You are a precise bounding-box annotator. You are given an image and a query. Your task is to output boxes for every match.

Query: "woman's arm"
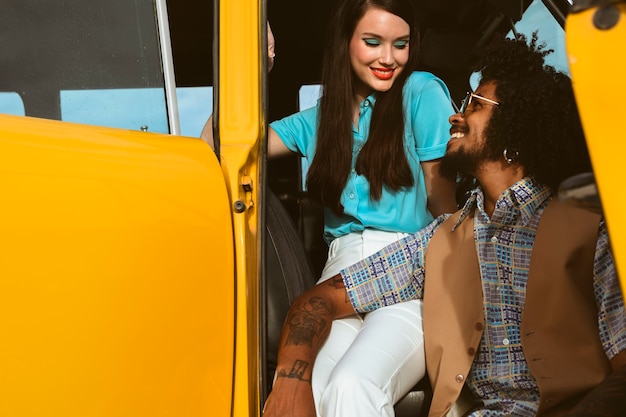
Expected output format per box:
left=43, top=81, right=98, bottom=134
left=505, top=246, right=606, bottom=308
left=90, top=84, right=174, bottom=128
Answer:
left=267, top=127, right=292, bottom=158
left=201, top=121, right=292, bottom=159
left=421, top=159, right=457, bottom=216
left=263, top=275, right=356, bottom=417
left=200, top=114, right=215, bottom=148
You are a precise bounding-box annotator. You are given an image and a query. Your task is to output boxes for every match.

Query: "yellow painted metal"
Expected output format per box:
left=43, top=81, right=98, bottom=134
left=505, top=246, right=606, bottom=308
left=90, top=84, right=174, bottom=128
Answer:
left=0, top=114, right=235, bottom=417
left=566, top=3, right=626, bottom=296
left=218, top=0, right=265, bottom=416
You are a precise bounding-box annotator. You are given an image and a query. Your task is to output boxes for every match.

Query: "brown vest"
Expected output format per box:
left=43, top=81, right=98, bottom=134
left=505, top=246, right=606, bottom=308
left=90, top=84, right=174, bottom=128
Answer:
left=423, top=199, right=611, bottom=417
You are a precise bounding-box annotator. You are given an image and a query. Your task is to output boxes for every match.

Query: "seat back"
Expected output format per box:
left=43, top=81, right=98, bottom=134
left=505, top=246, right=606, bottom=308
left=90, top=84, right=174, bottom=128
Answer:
left=265, top=189, right=317, bottom=395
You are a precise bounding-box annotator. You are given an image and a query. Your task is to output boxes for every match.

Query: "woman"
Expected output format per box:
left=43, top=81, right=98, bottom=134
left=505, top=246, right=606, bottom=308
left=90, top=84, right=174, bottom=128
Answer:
left=264, top=0, right=456, bottom=416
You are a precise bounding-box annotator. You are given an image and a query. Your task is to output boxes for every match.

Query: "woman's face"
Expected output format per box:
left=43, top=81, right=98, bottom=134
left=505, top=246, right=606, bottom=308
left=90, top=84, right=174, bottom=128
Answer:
left=349, top=7, right=410, bottom=101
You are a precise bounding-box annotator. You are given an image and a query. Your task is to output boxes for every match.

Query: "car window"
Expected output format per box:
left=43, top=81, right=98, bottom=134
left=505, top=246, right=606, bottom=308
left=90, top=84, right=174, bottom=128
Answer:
left=470, top=0, right=569, bottom=89
left=176, top=86, right=213, bottom=137
left=510, top=0, right=569, bottom=74
left=0, top=0, right=169, bottom=133
left=0, top=92, right=25, bottom=116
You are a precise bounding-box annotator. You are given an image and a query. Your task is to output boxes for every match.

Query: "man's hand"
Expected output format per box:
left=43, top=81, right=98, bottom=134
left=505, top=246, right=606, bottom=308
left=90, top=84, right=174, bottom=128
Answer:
left=262, top=363, right=316, bottom=417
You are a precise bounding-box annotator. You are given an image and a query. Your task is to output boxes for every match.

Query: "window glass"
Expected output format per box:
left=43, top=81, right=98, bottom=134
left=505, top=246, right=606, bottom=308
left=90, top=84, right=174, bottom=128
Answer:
left=176, top=87, right=213, bottom=138
left=471, top=0, right=568, bottom=89
left=298, top=85, right=322, bottom=112
left=60, top=89, right=168, bottom=133
left=0, top=0, right=168, bottom=132
left=298, top=84, right=322, bottom=190
left=0, top=92, right=25, bottom=116
left=509, top=0, right=569, bottom=74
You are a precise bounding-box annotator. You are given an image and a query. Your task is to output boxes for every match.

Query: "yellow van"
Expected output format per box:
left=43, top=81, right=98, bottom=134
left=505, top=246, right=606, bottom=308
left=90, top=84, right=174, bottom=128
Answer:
left=0, top=1, right=623, bottom=416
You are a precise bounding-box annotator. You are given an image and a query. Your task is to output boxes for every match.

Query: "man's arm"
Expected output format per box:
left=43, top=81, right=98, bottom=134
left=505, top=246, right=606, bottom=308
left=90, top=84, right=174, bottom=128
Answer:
left=263, top=275, right=356, bottom=417
left=568, top=221, right=626, bottom=416
left=565, top=353, right=626, bottom=416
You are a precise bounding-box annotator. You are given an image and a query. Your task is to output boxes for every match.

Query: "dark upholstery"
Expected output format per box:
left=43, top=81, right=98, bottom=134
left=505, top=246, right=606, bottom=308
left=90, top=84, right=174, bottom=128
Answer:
left=265, top=189, right=317, bottom=394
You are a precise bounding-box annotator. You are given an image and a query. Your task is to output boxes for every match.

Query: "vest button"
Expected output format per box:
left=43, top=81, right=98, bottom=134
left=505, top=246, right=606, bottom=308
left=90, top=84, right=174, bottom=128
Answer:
left=455, top=374, right=464, bottom=383
left=468, top=347, right=476, bottom=355
left=475, top=322, right=483, bottom=331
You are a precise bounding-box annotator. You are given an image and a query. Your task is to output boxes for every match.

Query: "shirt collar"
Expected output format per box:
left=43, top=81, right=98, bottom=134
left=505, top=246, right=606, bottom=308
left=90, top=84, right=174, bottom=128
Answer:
left=360, top=93, right=377, bottom=109
left=453, top=176, right=553, bottom=230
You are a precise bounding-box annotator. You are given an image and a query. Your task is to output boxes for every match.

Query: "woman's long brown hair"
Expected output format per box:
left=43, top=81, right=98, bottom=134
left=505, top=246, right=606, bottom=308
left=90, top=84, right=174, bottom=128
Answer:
left=306, top=0, right=420, bottom=215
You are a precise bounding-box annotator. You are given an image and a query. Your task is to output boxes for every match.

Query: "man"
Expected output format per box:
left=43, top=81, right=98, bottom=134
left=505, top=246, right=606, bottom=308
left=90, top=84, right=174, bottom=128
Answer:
left=262, top=34, right=626, bottom=417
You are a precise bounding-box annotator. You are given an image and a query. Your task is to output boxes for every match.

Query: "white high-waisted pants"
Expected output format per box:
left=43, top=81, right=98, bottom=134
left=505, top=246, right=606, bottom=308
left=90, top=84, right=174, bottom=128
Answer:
left=313, top=229, right=425, bottom=417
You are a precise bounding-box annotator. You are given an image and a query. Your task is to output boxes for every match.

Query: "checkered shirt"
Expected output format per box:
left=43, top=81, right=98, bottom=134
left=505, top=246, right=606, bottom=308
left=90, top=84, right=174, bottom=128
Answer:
left=340, top=177, right=626, bottom=416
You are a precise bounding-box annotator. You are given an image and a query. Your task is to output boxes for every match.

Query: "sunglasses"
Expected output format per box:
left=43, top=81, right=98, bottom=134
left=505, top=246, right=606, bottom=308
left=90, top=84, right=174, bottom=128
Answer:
left=458, top=91, right=500, bottom=115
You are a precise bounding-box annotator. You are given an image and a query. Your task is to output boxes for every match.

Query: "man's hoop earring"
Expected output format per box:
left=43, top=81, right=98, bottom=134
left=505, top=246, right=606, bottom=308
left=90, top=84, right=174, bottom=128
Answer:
left=503, top=149, right=519, bottom=164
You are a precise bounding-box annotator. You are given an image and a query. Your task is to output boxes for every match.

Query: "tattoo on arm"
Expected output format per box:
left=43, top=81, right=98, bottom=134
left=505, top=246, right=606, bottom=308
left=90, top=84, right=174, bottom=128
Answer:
left=326, top=276, right=344, bottom=289
left=285, top=296, right=331, bottom=347
left=283, top=275, right=350, bottom=348
left=326, top=275, right=350, bottom=304
left=276, top=359, right=311, bottom=382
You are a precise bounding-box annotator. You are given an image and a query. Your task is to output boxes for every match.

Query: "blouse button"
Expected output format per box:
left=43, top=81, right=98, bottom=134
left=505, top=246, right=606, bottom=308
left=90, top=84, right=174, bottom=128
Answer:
left=455, top=374, right=464, bottom=383
left=491, top=236, right=498, bottom=243
left=503, top=338, right=510, bottom=346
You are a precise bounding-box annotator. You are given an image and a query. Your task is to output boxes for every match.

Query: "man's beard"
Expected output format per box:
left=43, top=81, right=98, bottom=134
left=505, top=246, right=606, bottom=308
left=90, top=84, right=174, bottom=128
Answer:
left=439, top=147, right=481, bottom=182
left=439, top=140, right=502, bottom=182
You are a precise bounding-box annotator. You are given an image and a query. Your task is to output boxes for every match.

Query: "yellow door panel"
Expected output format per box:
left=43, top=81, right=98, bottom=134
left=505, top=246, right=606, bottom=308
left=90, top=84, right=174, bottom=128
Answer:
left=567, top=3, right=626, bottom=296
left=217, top=1, right=266, bottom=416
left=0, top=115, right=235, bottom=417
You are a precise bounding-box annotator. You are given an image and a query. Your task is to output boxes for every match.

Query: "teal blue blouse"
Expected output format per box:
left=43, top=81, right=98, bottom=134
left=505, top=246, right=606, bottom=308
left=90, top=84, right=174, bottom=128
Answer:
left=269, top=71, right=454, bottom=244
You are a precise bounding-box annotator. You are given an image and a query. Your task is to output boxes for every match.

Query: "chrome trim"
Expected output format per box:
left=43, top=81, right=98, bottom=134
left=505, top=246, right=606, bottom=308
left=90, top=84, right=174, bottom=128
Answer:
left=155, top=0, right=181, bottom=135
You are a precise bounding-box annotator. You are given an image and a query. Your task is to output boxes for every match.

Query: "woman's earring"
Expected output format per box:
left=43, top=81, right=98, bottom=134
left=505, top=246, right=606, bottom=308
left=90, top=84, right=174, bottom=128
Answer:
left=503, top=149, right=519, bottom=164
